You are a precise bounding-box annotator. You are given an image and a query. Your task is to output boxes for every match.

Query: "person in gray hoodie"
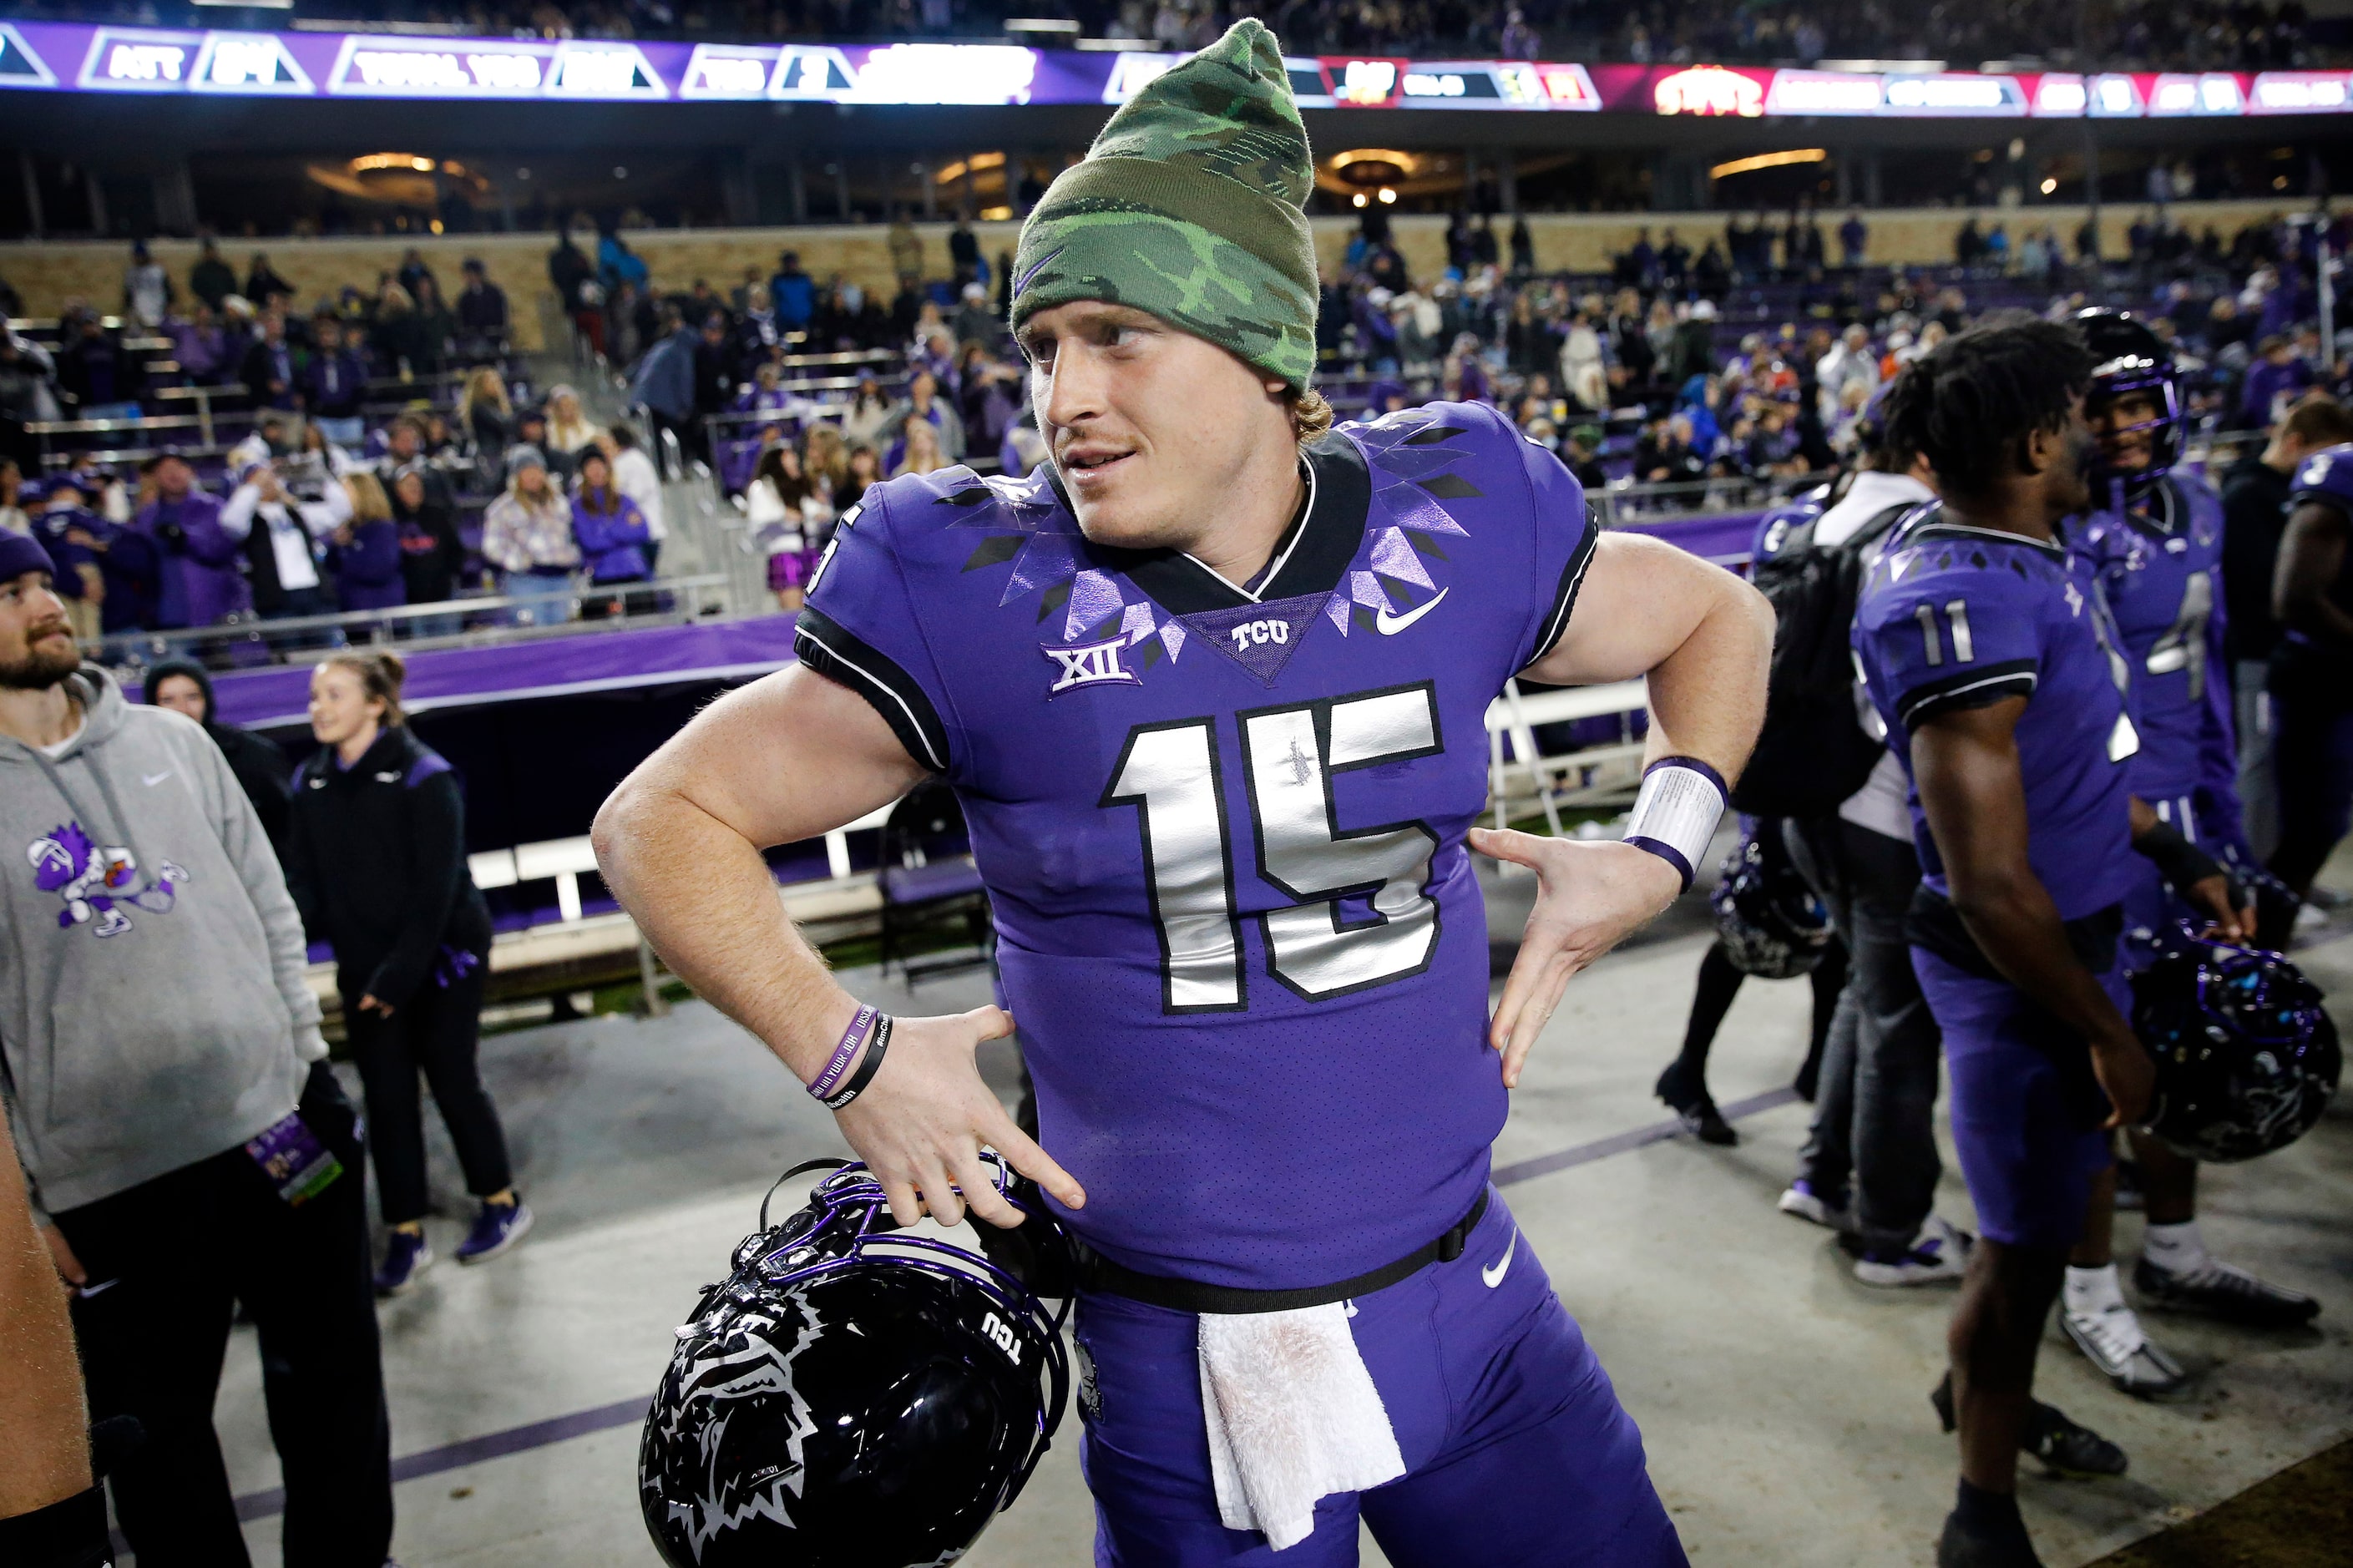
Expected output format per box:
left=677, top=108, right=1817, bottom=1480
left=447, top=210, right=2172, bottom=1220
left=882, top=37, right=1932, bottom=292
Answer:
left=0, top=531, right=393, bottom=1566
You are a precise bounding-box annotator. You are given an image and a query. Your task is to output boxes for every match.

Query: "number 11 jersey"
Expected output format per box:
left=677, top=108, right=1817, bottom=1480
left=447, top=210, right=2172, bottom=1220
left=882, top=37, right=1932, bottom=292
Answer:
left=798, top=402, right=1596, bottom=1290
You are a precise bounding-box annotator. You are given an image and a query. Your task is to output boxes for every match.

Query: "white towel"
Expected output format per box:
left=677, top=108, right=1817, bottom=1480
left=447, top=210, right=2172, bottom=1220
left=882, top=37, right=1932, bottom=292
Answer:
left=1197, top=1303, right=1406, bottom=1550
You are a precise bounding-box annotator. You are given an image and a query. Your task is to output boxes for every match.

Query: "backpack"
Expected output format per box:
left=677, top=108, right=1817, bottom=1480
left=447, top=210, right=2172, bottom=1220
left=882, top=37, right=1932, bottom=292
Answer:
left=1730, top=500, right=1917, bottom=818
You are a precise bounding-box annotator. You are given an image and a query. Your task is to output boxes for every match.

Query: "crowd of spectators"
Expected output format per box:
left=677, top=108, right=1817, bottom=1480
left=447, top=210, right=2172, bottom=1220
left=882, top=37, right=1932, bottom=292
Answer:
left=2, top=235, right=694, bottom=648
left=1317, top=200, right=2353, bottom=503
left=557, top=215, right=1045, bottom=598
left=9, top=0, right=2339, bottom=70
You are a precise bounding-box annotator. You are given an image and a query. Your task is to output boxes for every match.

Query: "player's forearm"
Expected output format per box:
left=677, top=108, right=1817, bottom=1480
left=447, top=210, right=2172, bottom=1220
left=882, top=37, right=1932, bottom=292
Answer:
left=1948, top=868, right=2134, bottom=1051
left=1640, top=568, right=1774, bottom=781
left=594, top=783, right=859, bottom=1082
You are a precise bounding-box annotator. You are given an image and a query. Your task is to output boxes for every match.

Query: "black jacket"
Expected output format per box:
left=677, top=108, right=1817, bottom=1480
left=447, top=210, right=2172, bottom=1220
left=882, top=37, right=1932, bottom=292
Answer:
left=286, top=725, right=492, bottom=1009
left=2219, top=453, right=2293, bottom=664
left=142, top=657, right=292, bottom=851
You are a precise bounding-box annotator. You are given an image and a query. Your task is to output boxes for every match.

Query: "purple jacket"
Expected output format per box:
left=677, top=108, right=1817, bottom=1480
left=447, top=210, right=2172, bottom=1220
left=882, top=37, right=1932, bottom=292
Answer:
left=134, top=490, right=249, bottom=627
left=333, top=518, right=407, bottom=612
left=2241, top=356, right=2314, bottom=425
left=570, top=488, right=651, bottom=584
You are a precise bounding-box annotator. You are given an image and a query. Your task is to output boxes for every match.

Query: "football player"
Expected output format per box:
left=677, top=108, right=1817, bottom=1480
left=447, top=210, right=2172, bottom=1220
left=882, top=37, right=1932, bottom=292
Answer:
left=596, top=22, right=1773, bottom=1566
left=1856, top=319, right=2244, bottom=1568
left=2059, top=311, right=2317, bottom=1401
left=2270, top=438, right=2353, bottom=922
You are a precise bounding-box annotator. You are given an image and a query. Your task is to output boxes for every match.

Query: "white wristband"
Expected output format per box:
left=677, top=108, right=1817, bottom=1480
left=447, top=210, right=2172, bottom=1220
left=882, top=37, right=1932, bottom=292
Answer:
left=1623, top=757, right=1728, bottom=892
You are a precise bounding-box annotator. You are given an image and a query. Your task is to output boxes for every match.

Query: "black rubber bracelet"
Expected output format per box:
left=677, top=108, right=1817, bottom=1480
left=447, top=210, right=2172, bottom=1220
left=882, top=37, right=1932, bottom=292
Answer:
left=819, top=1014, right=892, bottom=1110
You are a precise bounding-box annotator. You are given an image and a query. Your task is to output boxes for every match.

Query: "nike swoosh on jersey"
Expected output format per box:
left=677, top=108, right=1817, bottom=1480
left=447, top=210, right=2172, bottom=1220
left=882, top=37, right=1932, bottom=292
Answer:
left=1374, top=585, right=1450, bottom=635
left=141, top=770, right=172, bottom=787
left=1482, top=1227, right=1517, bottom=1288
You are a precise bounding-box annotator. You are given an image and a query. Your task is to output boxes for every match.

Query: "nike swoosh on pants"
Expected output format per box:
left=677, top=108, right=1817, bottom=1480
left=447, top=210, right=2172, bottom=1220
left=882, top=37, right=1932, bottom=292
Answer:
left=1482, top=1228, right=1518, bottom=1288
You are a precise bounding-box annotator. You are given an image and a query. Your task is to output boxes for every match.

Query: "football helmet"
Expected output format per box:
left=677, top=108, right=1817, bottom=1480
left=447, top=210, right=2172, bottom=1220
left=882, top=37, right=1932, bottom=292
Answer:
left=1711, top=827, right=1832, bottom=980
left=2131, top=939, right=2341, bottom=1163
left=640, top=1156, right=1071, bottom=1567
left=2076, top=309, right=2185, bottom=502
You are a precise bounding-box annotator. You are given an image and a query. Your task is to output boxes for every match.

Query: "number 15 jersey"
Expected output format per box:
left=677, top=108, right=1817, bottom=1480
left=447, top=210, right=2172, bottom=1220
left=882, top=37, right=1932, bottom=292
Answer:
left=799, top=402, right=1596, bottom=1290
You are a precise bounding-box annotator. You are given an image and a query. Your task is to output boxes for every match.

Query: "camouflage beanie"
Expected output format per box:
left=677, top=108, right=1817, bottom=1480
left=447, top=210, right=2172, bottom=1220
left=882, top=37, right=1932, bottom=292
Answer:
left=1010, top=19, right=1318, bottom=392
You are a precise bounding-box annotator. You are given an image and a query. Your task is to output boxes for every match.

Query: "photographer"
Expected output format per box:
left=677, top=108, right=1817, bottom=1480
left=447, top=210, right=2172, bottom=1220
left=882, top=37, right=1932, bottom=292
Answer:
left=220, top=458, right=349, bottom=623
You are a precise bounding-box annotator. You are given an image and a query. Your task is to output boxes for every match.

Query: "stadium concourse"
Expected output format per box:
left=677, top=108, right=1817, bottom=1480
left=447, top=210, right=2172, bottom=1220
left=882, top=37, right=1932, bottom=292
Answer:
left=199, top=848, right=2353, bottom=1568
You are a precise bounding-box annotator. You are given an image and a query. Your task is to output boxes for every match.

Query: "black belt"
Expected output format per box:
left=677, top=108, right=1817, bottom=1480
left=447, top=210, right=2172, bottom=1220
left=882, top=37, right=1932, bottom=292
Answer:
left=1072, top=1189, right=1490, bottom=1316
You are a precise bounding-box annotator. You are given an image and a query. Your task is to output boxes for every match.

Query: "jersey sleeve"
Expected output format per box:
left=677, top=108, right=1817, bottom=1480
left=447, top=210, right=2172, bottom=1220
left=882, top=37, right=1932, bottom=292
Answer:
left=1866, top=571, right=2043, bottom=731
left=1511, top=418, right=1602, bottom=670
left=795, top=489, right=957, bottom=775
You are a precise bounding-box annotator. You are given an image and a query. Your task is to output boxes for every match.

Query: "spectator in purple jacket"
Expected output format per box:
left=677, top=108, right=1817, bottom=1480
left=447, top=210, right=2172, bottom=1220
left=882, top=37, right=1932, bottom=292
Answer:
left=133, top=453, right=249, bottom=627
left=301, top=317, right=372, bottom=449
left=2241, top=335, right=2315, bottom=427
left=569, top=449, right=650, bottom=616
left=330, top=473, right=406, bottom=615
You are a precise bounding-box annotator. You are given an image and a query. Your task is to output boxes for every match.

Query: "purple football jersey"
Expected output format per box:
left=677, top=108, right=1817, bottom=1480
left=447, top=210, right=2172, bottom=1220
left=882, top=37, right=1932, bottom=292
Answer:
left=1853, top=513, right=2140, bottom=923
left=2070, top=473, right=2240, bottom=831
left=798, top=402, right=1596, bottom=1289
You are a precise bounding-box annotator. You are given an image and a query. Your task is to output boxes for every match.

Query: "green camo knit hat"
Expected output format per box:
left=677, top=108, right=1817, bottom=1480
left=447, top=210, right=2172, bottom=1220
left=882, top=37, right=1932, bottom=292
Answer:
left=1010, top=18, right=1318, bottom=392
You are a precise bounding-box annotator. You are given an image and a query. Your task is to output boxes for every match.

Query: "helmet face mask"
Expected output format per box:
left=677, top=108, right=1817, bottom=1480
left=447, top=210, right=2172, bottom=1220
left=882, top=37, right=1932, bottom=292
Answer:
left=2075, top=308, right=2186, bottom=502
left=640, top=1157, right=1071, bottom=1568
left=2131, top=939, right=2341, bottom=1164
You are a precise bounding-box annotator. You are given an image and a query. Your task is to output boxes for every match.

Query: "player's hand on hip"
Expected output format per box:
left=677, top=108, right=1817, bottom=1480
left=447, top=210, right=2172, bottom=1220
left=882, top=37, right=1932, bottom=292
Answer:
left=832, top=1005, right=1085, bottom=1232
left=2089, top=1026, right=2157, bottom=1130
left=1470, top=829, right=1683, bottom=1088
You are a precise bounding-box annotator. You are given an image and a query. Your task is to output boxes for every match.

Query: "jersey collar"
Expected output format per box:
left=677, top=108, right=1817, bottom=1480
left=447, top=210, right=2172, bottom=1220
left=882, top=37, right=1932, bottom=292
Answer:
left=1043, top=429, right=1372, bottom=617
left=1906, top=513, right=2067, bottom=558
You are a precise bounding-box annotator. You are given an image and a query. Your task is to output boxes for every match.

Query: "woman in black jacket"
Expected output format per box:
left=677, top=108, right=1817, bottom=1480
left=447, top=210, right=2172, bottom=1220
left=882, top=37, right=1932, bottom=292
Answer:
left=388, top=462, right=466, bottom=621
left=144, top=658, right=292, bottom=852
left=285, top=651, right=526, bottom=1295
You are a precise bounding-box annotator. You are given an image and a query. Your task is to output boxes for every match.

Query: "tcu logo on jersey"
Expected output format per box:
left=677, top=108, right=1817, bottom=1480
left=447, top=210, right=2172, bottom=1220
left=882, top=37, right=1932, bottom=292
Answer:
left=1228, top=618, right=1290, bottom=654
left=1042, top=635, right=1139, bottom=695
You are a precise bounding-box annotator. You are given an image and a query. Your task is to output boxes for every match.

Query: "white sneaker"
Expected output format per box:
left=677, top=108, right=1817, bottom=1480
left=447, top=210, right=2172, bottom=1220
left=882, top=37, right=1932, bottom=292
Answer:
left=1853, top=1214, right=1973, bottom=1287
left=1777, top=1180, right=1851, bottom=1230
left=2062, top=1299, right=2189, bottom=1396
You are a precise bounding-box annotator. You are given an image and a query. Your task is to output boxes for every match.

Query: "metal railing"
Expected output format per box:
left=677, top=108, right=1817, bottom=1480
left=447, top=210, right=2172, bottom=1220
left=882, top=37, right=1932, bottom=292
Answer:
left=1587, top=471, right=1820, bottom=526
left=94, top=571, right=734, bottom=677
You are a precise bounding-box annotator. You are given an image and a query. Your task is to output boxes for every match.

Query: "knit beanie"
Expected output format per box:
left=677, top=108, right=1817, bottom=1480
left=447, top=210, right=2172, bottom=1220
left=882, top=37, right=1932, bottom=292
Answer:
left=1009, top=18, right=1319, bottom=392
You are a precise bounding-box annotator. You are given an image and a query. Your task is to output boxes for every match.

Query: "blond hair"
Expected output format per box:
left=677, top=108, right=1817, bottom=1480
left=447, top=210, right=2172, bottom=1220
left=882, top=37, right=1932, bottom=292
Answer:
left=343, top=470, right=393, bottom=524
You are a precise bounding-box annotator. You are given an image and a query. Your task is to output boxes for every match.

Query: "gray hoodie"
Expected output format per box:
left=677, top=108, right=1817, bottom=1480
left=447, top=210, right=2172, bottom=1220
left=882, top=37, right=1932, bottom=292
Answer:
left=1, top=664, right=321, bottom=1221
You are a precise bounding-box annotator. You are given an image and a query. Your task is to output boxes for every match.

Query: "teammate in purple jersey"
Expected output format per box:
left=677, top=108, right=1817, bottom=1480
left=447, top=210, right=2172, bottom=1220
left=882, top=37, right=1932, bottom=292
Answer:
left=1855, top=319, right=2244, bottom=1568
left=595, top=24, right=1772, bottom=1567
left=2270, top=438, right=2353, bottom=913
left=2057, top=313, right=2318, bottom=1397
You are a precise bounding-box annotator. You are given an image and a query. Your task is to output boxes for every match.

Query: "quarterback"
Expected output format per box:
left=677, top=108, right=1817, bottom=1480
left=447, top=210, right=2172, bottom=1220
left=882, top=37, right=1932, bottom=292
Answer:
left=597, top=23, right=1771, bottom=1565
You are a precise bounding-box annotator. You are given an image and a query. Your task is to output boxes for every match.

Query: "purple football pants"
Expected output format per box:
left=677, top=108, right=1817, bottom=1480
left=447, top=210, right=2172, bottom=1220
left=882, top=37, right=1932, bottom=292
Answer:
left=1071, top=1187, right=1688, bottom=1567
left=1914, top=948, right=2122, bottom=1252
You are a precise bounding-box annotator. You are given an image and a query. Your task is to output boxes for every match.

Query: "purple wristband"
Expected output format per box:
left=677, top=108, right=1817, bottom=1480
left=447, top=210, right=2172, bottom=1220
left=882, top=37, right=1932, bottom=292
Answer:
left=807, top=1004, right=878, bottom=1100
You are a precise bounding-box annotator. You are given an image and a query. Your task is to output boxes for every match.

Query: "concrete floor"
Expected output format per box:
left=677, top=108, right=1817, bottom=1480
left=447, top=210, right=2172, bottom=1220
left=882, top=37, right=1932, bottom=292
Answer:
left=199, top=869, right=2353, bottom=1568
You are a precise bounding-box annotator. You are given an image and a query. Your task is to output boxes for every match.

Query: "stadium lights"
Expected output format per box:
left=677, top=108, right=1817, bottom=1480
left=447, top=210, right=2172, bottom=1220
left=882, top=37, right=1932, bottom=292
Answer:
left=2042, top=176, right=2058, bottom=193
left=1378, top=187, right=1397, bottom=203
left=1004, top=18, right=1080, bottom=35
left=1708, top=148, right=1827, bottom=180
left=1353, top=193, right=1368, bottom=207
